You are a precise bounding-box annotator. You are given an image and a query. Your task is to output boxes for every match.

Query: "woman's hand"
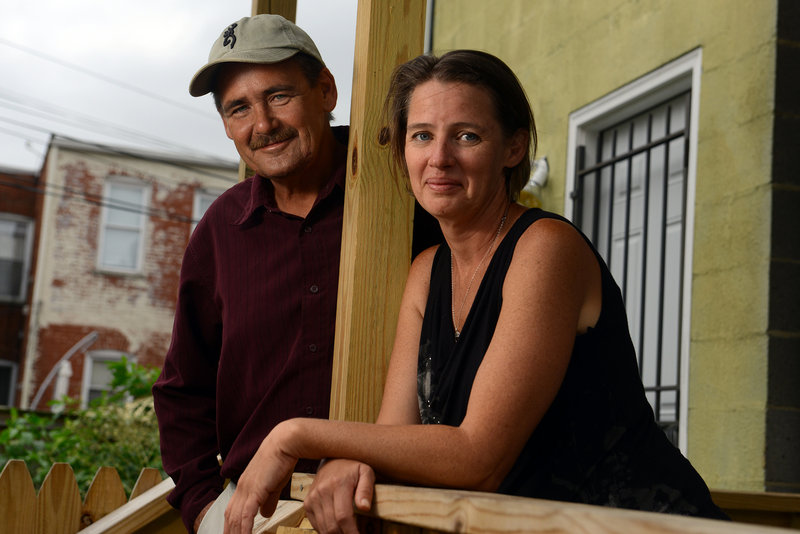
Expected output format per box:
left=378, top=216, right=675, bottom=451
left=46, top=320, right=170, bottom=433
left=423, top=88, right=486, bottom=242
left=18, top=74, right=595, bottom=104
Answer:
left=224, top=423, right=299, bottom=534
left=304, top=459, right=375, bottom=534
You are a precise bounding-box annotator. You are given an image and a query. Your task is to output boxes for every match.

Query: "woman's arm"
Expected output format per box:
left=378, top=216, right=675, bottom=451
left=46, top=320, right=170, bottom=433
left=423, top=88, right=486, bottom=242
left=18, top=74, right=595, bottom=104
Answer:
left=374, top=245, right=434, bottom=426
left=311, top=219, right=599, bottom=487
left=301, top=248, right=434, bottom=534
left=224, top=220, right=601, bottom=533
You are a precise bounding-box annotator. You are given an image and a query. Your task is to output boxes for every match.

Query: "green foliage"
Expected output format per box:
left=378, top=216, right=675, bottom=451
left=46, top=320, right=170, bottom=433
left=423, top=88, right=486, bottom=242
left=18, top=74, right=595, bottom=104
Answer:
left=0, top=408, right=61, bottom=487
left=0, top=356, right=163, bottom=496
left=99, top=355, right=161, bottom=403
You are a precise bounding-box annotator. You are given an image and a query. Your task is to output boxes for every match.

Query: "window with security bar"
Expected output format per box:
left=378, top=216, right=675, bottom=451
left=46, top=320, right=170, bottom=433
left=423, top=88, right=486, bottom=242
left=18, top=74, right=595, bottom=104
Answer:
left=0, top=215, right=33, bottom=303
left=572, top=92, right=691, bottom=445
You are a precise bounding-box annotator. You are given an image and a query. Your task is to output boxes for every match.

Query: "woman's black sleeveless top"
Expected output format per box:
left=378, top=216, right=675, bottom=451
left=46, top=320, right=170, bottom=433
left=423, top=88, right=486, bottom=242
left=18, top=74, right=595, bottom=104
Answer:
left=417, top=208, right=726, bottom=518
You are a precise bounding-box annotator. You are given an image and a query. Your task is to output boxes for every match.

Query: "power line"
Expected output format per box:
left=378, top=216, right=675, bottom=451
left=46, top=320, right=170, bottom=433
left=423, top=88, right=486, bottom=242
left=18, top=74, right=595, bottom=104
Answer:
left=56, top=135, right=240, bottom=184
left=0, top=177, right=200, bottom=225
left=0, top=117, right=239, bottom=184
left=0, top=39, right=243, bottom=182
left=0, top=177, right=196, bottom=224
left=0, top=123, right=48, bottom=145
left=0, top=37, right=212, bottom=121
left=0, top=116, right=52, bottom=136
left=0, top=90, right=226, bottom=161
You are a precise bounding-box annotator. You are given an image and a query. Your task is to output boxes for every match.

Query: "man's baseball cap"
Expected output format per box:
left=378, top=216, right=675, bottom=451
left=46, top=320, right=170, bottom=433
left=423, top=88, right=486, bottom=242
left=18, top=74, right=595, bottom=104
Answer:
left=189, top=14, right=325, bottom=97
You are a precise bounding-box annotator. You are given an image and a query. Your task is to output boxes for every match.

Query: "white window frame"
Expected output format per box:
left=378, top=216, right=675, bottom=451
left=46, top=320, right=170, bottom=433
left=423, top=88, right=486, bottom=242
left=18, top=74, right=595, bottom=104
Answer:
left=96, top=177, right=149, bottom=274
left=81, top=349, right=129, bottom=408
left=565, top=48, right=702, bottom=453
left=192, top=188, right=223, bottom=234
left=0, top=359, right=18, bottom=406
left=0, top=214, right=34, bottom=303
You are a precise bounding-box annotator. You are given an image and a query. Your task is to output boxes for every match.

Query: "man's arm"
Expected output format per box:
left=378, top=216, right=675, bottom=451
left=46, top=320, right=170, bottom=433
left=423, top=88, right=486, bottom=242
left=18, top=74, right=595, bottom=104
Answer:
left=152, top=234, right=225, bottom=532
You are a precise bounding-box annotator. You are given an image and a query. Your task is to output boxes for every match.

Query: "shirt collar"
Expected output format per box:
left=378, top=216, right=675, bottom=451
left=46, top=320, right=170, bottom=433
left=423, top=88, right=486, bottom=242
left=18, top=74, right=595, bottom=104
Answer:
left=233, top=125, right=349, bottom=225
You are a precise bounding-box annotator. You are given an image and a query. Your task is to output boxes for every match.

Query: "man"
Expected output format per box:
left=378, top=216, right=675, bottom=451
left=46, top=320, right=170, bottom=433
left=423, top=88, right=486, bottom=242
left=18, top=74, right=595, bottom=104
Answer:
left=152, top=14, right=346, bottom=532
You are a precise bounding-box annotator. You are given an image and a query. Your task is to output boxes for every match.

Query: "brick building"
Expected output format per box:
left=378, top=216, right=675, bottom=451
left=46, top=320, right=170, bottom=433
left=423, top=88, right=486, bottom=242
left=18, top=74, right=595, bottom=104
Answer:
left=0, top=166, right=40, bottom=406
left=14, top=137, right=237, bottom=409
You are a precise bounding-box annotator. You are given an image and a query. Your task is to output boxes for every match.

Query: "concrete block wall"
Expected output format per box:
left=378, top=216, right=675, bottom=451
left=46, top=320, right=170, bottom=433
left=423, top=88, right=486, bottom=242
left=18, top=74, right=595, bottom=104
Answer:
left=766, top=0, right=800, bottom=493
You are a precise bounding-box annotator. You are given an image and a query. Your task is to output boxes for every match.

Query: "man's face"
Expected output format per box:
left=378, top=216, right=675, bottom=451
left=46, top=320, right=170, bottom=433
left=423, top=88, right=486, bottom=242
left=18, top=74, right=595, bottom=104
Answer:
left=216, top=59, right=337, bottom=181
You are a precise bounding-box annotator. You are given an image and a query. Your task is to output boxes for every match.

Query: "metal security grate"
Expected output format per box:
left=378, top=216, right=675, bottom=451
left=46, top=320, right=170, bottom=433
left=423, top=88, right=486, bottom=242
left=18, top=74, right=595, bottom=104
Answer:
left=572, top=92, right=691, bottom=444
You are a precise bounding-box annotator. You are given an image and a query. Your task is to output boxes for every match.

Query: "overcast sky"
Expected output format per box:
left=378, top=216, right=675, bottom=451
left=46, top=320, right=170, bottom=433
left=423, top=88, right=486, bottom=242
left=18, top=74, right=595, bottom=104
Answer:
left=0, top=0, right=358, bottom=172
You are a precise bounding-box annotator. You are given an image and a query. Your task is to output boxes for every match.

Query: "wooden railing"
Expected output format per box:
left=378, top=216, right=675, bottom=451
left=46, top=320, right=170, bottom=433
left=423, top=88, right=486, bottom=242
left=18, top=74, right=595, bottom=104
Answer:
left=289, top=473, right=800, bottom=534
left=4, top=461, right=799, bottom=533
left=711, top=489, right=800, bottom=530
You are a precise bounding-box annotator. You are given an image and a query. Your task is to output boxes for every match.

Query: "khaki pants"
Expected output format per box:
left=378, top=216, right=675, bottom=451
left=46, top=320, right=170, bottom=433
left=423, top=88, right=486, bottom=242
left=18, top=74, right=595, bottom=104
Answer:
left=197, top=482, right=303, bottom=534
left=197, top=482, right=260, bottom=533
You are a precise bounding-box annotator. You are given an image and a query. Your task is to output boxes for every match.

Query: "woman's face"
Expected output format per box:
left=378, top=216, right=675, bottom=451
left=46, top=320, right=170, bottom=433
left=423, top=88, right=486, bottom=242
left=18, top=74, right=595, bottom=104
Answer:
left=403, top=80, right=526, bottom=221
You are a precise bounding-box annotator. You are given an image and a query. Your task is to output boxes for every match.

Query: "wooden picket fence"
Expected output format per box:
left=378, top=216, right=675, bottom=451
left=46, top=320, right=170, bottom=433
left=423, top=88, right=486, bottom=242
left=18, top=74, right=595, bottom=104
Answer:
left=0, top=459, right=182, bottom=534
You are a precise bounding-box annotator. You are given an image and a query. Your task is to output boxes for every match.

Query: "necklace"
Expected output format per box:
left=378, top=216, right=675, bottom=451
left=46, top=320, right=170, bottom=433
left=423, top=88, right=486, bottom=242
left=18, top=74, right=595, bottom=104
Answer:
left=450, top=204, right=509, bottom=341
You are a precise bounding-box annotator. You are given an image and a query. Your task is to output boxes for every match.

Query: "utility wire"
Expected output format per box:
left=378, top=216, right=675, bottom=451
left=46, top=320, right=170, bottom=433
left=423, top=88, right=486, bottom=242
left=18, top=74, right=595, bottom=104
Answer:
left=0, top=116, right=239, bottom=183
left=0, top=95, right=171, bottom=152
left=0, top=176, right=196, bottom=223
left=0, top=177, right=200, bottom=224
left=0, top=90, right=226, bottom=162
left=0, top=123, right=48, bottom=145
left=79, top=148, right=239, bottom=185
left=0, top=37, right=212, bottom=120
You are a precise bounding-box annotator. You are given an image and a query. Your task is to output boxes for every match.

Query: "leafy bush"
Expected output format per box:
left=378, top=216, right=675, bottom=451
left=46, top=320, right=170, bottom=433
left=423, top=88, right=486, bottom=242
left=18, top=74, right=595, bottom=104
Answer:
left=0, top=356, right=163, bottom=496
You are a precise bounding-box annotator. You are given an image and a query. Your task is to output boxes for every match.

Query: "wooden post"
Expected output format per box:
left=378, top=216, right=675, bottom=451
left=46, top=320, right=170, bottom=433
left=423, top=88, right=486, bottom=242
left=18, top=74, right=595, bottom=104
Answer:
left=252, top=0, right=296, bottom=21
left=241, top=1, right=298, bottom=182
left=249, top=0, right=428, bottom=422
left=329, top=0, right=427, bottom=423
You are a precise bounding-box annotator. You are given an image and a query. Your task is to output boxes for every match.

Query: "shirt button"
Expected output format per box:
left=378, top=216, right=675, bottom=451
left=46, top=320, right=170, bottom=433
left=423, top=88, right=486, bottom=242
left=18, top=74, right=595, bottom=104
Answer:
left=308, top=344, right=317, bottom=352
left=304, top=226, right=312, bottom=233
left=309, top=284, right=319, bottom=294
left=305, top=406, right=314, bottom=415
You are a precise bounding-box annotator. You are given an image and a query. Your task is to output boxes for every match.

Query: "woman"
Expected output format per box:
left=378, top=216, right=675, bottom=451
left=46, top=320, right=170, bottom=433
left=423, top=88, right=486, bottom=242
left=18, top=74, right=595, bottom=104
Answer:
left=224, top=50, right=725, bottom=534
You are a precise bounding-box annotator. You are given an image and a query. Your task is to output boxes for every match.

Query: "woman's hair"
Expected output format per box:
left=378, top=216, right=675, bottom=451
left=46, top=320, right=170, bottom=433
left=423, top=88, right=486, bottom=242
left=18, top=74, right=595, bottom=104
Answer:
left=381, top=50, right=537, bottom=200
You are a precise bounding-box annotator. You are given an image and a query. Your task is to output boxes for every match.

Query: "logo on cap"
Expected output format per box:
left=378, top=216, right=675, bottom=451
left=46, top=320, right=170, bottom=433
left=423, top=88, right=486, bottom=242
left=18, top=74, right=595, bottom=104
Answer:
left=223, top=23, right=237, bottom=49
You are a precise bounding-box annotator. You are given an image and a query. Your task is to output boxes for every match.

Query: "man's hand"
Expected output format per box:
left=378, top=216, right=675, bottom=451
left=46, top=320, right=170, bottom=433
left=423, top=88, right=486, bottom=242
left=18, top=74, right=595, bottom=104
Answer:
left=304, top=459, right=375, bottom=534
left=224, top=426, right=298, bottom=534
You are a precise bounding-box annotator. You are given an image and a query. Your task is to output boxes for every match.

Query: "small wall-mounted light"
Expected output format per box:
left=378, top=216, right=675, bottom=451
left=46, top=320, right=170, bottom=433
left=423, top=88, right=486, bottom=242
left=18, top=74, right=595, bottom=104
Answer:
left=530, top=157, right=549, bottom=188
left=519, top=157, right=549, bottom=208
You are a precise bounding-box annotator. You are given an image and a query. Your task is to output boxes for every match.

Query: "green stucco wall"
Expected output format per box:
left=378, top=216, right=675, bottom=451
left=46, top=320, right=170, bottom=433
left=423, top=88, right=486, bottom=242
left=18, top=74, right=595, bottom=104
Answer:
left=431, top=0, right=778, bottom=490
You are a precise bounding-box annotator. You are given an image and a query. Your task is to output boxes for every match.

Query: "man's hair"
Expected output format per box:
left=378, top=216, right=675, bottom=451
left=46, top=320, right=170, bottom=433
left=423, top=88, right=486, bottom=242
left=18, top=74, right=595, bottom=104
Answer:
left=381, top=50, right=537, bottom=200
left=212, top=52, right=333, bottom=122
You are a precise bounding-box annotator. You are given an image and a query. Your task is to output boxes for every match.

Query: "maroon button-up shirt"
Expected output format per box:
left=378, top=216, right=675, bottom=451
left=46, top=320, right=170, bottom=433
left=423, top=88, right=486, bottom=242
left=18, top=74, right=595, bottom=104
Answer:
left=153, top=127, right=348, bottom=530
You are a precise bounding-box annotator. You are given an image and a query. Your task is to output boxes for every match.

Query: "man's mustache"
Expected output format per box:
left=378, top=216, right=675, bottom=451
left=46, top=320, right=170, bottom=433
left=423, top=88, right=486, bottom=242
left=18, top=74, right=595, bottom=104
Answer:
left=249, top=129, right=297, bottom=150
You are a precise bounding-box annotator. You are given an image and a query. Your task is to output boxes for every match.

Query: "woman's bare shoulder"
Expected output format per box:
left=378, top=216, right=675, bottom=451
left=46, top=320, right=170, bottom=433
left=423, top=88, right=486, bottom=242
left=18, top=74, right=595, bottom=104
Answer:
left=514, top=215, right=593, bottom=267
left=408, top=244, right=439, bottom=284
left=509, top=214, right=601, bottom=332
left=403, top=244, right=440, bottom=314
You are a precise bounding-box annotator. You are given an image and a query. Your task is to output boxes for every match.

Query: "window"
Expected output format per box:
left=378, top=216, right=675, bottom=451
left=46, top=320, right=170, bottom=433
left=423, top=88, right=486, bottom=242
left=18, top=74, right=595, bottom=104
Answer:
left=192, top=189, right=223, bottom=233
left=97, top=178, right=149, bottom=273
left=0, top=214, right=34, bottom=303
left=0, top=360, right=18, bottom=406
left=81, top=350, right=126, bottom=407
left=565, top=50, right=702, bottom=450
